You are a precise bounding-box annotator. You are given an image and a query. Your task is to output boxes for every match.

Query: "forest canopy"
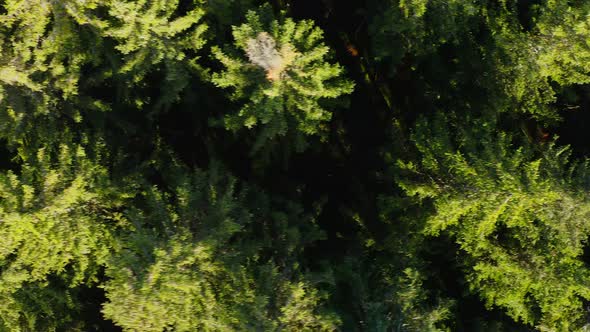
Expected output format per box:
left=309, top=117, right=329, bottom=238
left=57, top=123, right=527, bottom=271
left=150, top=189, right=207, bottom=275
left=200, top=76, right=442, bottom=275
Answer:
left=1, top=0, right=590, bottom=331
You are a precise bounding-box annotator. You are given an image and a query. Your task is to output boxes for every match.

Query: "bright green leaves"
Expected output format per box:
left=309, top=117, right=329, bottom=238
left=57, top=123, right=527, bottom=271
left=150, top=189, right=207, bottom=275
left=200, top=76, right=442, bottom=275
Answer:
left=482, top=2, right=590, bottom=121
left=276, top=282, right=341, bottom=331
left=534, top=3, right=590, bottom=86
left=0, top=150, right=337, bottom=331
left=8, top=0, right=590, bottom=330
left=0, top=0, right=96, bottom=101
left=92, top=0, right=209, bottom=113
left=212, top=8, right=354, bottom=151
left=0, top=3, right=348, bottom=329
left=397, top=112, right=590, bottom=330
left=361, top=2, right=590, bottom=327
left=103, top=232, right=253, bottom=332
left=103, top=232, right=339, bottom=331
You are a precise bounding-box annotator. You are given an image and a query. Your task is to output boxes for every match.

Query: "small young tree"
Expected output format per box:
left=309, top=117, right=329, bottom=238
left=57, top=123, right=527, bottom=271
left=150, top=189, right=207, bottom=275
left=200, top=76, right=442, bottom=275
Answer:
left=211, top=7, right=354, bottom=151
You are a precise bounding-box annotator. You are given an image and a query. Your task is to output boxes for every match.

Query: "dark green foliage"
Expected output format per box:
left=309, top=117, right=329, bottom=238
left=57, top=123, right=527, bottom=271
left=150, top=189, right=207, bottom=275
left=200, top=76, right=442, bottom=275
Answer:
left=369, top=0, right=590, bottom=121
left=2, top=0, right=590, bottom=331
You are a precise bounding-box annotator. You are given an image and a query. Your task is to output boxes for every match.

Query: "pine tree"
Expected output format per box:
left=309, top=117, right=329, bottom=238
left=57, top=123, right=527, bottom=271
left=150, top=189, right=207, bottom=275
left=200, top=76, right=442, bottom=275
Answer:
left=95, top=0, right=208, bottom=107
left=211, top=6, right=354, bottom=151
left=397, top=112, right=590, bottom=330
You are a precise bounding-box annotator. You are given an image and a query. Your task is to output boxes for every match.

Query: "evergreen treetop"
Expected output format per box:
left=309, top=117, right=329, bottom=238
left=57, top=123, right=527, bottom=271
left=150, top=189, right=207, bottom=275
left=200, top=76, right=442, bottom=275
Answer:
left=2, top=0, right=590, bottom=330
left=212, top=7, right=354, bottom=151
left=397, top=112, right=590, bottom=330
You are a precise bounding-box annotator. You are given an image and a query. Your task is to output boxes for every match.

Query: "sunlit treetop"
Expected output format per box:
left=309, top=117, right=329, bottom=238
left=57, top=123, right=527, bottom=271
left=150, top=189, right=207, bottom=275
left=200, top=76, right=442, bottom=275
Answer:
left=397, top=112, right=590, bottom=330
left=212, top=7, right=354, bottom=151
left=97, top=0, right=207, bottom=82
left=0, top=0, right=209, bottom=151
left=0, top=0, right=100, bottom=110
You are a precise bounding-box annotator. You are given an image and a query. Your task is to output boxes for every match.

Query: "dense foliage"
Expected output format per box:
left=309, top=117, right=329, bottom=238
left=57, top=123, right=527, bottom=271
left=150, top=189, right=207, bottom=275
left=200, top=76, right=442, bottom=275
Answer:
left=1, top=0, right=590, bottom=331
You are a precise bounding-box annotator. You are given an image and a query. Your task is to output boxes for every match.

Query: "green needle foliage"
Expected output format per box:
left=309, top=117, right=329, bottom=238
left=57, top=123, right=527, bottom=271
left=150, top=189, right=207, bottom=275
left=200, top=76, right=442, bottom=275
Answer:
left=3, top=0, right=590, bottom=330
left=94, top=0, right=208, bottom=105
left=369, top=0, right=590, bottom=122
left=211, top=7, right=354, bottom=151
left=101, top=0, right=206, bottom=72
left=0, top=144, right=337, bottom=331
left=397, top=112, right=590, bottom=330
left=0, top=0, right=103, bottom=147
left=0, top=0, right=209, bottom=154
left=102, top=164, right=338, bottom=331
left=0, top=142, right=124, bottom=331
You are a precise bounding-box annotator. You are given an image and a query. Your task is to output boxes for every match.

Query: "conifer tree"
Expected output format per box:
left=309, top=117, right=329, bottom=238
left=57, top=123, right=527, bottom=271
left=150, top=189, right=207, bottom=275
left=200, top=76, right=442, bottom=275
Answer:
left=94, top=0, right=208, bottom=108
left=0, top=0, right=105, bottom=150
left=0, top=141, right=339, bottom=330
left=0, top=142, right=125, bottom=331
left=211, top=7, right=354, bottom=151
left=397, top=112, right=590, bottom=331
left=0, top=0, right=209, bottom=156
left=534, top=2, right=590, bottom=86
left=369, top=1, right=590, bottom=122
left=101, top=162, right=339, bottom=331
left=487, top=2, right=590, bottom=121
left=5, top=0, right=590, bottom=330
left=369, top=0, right=480, bottom=68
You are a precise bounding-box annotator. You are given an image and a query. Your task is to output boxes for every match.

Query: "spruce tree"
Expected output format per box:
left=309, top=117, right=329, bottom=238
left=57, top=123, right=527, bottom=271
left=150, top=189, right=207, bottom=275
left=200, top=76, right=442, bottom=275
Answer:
left=101, top=162, right=339, bottom=331
left=369, top=1, right=590, bottom=122
left=0, top=0, right=209, bottom=156
left=0, top=141, right=338, bottom=330
left=397, top=112, right=590, bottom=330
left=95, top=0, right=208, bottom=108
left=211, top=7, right=354, bottom=151
left=4, top=0, right=590, bottom=330
left=0, top=142, right=124, bottom=331
left=0, top=0, right=105, bottom=150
